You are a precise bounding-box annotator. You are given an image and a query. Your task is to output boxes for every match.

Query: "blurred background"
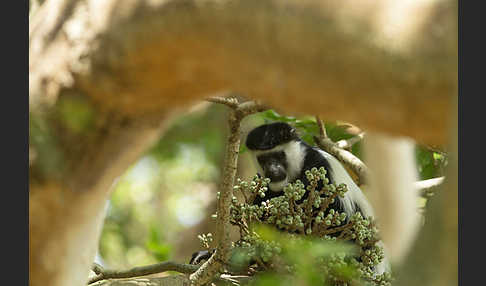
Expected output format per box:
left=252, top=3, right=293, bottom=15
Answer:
left=96, top=99, right=448, bottom=269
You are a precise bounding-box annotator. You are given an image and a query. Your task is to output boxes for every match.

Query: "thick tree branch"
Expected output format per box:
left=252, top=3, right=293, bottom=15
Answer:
left=89, top=274, right=250, bottom=286
left=88, top=262, right=199, bottom=284
left=89, top=276, right=191, bottom=286
left=30, top=0, right=457, bottom=145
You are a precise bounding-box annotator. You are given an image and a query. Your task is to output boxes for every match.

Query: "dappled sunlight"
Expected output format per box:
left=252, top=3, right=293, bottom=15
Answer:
left=174, top=195, right=206, bottom=227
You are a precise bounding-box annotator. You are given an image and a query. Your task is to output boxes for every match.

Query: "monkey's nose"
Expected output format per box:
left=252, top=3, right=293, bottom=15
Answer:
left=265, top=168, right=286, bottom=182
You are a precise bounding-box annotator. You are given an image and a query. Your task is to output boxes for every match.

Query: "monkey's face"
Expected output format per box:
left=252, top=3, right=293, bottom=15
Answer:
left=256, top=151, right=288, bottom=191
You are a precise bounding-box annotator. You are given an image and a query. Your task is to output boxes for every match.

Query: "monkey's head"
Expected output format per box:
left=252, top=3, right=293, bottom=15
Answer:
left=245, top=122, right=304, bottom=191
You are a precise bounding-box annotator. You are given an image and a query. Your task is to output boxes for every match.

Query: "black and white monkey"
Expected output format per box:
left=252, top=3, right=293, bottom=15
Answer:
left=245, top=122, right=389, bottom=274
left=192, top=122, right=388, bottom=274
left=245, top=122, right=375, bottom=221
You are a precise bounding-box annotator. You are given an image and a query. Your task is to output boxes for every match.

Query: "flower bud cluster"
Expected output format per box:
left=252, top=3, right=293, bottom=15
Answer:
left=315, top=209, right=347, bottom=227
left=236, top=233, right=282, bottom=263
left=226, top=166, right=391, bottom=285
left=349, top=213, right=379, bottom=247
left=197, top=233, right=213, bottom=249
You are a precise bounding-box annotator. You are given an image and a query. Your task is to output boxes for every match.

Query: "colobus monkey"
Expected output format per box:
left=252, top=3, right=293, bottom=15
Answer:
left=245, top=122, right=389, bottom=274
left=245, top=122, right=375, bottom=221
left=191, top=122, right=388, bottom=273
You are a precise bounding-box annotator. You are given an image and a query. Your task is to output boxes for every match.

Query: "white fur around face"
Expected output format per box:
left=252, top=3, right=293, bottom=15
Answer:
left=251, top=140, right=305, bottom=191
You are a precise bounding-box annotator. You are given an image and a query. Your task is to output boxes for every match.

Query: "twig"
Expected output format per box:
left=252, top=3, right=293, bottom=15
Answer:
left=320, top=221, right=354, bottom=236
left=315, top=116, right=328, bottom=139
left=313, top=117, right=369, bottom=185
left=206, top=95, right=239, bottom=109
left=189, top=95, right=268, bottom=286
left=88, top=261, right=199, bottom=284
left=235, top=100, right=269, bottom=118
left=318, top=191, right=340, bottom=215
left=314, top=135, right=370, bottom=186
left=304, top=182, right=317, bottom=230
left=335, top=133, right=365, bottom=150
left=415, top=177, right=444, bottom=197
left=219, top=274, right=252, bottom=285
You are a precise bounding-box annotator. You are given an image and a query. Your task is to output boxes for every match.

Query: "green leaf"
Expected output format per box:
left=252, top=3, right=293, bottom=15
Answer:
left=433, top=152, right=444, bottom=161
left=415, top=145, right=444, bottom=180
left=145, top=226, right=171, bottom=261
left=239, top=144, right=248, bottom=154
left=259, top=110, right=297, bottom=123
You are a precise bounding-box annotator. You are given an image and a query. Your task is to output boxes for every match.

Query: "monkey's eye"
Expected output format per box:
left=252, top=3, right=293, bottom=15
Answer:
left=257, top=152, right=286, bottom=167
left=257, top=155, right=265, bottom=166
left=276, top=151, right=286, bottom=161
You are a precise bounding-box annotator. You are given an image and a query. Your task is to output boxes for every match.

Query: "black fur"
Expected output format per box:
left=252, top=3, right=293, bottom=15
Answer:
left=245, top=122, right=298, bottom=150
left=189, top=249, right=214, bottom=265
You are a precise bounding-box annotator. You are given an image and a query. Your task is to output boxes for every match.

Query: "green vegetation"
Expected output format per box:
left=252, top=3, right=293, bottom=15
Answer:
left=98, top=106, right=446, bottom=284
left=225, top=168, right=392, bottom=286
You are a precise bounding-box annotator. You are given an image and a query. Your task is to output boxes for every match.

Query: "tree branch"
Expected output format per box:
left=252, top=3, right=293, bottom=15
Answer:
left=314, top=135, right=370, bottom=186
left=315, top=116, right=328, bottom=139
left=189, top=96, right=268, bottom=285
left=336, top=133, right=365, bottom=150
left=88, top=262, right=198, bottom=285
left=415, top=177, right=444, bottom=198
left=89, top=276, right=190, bottom=286
left=314, top=116, right=369, bottom=185
left=206, top=95, right=239, bottom=109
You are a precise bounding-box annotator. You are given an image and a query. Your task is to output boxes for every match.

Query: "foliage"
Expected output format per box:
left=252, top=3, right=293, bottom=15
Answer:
left=415, top=145, right=448, bottom=180
left=225, top=167, right=392, bottom=286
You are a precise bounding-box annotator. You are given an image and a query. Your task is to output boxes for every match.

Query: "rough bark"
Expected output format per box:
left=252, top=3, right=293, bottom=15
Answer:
left=29, top=1, right=457, bottom=286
